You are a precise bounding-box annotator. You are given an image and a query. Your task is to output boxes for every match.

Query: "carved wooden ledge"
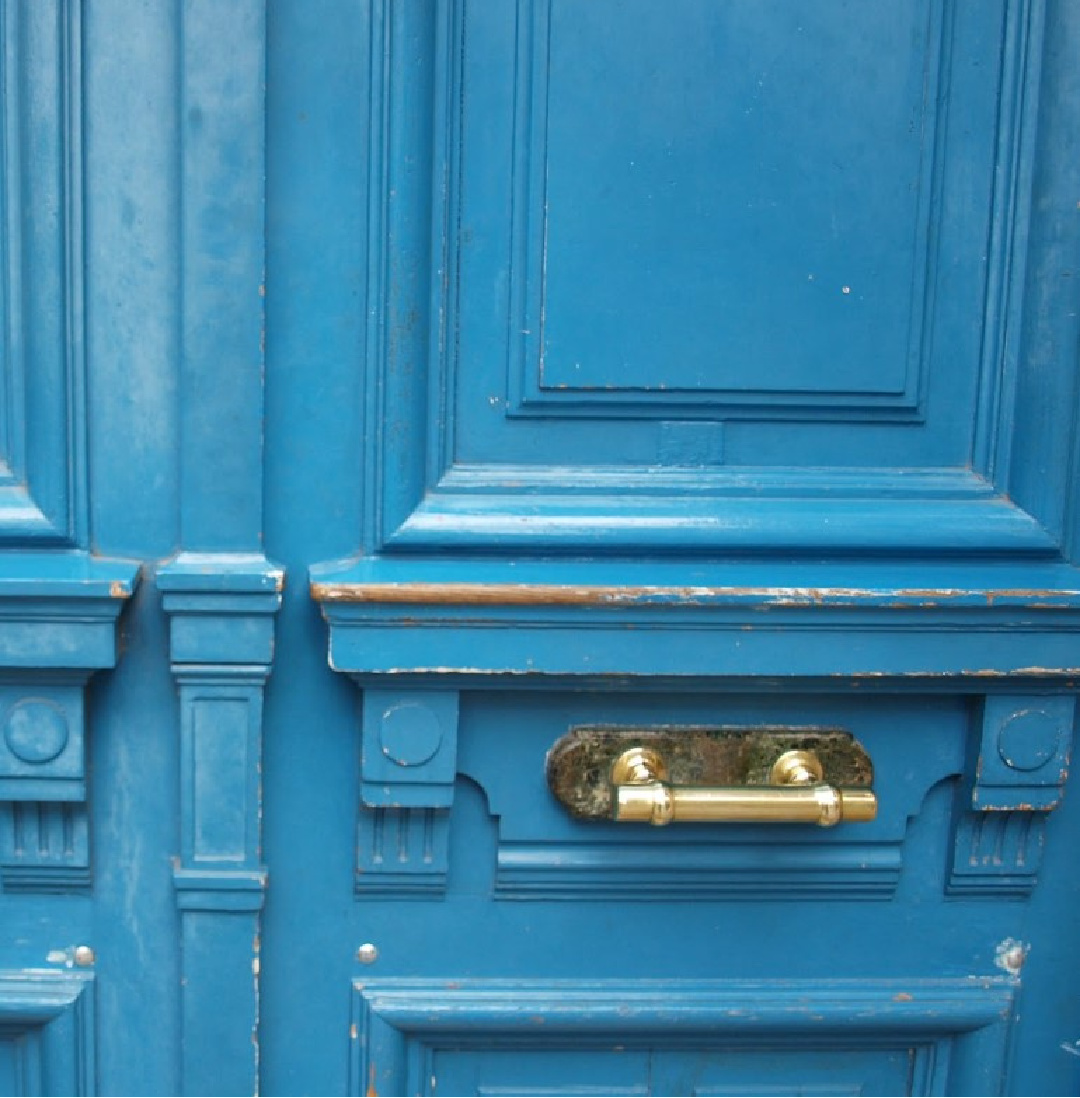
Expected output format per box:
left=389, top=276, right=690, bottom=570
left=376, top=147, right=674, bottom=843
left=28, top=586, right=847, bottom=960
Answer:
left=311, top=557, right=1080, bottom=680
left=0, top=553, right=138, bottom=892
left=312, top=557, right=1080, bottom=904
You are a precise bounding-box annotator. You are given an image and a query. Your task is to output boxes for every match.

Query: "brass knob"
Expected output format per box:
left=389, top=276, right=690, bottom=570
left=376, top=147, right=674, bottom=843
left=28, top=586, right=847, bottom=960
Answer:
left=770, top=749, right=824, bottom=785
left=611, top=746, right=669, bottom=785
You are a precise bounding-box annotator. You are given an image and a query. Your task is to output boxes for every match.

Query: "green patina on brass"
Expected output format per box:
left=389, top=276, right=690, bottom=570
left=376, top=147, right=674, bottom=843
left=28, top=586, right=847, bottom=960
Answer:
left=546, top=725, right=874, bottom=820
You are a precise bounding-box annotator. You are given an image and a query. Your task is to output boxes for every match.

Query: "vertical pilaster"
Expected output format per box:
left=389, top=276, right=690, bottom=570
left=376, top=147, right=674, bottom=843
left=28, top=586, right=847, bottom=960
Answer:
left=160, top=562, right=282, bottom=1097
left=176, top=0, right=267, bottom=554
left=162, top=1, right=275, bottom=1094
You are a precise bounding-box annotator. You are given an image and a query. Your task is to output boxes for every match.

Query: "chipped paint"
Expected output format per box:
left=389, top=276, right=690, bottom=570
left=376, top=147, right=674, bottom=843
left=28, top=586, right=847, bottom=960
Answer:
left=252, top=927, right=261, bottom=1082
left=311, top=580, right=1080, bottom=609
left=995, top=938, right=1027, bottom=975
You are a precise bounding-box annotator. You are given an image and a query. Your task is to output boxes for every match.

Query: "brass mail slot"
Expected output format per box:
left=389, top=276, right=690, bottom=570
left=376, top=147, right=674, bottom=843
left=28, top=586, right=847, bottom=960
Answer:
left=547, top=726, right=876, bottom=827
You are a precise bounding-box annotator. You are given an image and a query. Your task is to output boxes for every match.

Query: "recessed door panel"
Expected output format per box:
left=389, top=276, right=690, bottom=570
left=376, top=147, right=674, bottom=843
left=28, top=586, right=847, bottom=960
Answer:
left=433, top=1047, right=650, bottom=1097
left=431, top=1045, right=914, bottom=1097
left=652, top=1046, right=921, bottom=1097
left=467, top=0, right=943, bottom=406
left=351, top=976, right=1013, bottom=1097
left=363, top=0, right=1075, bottom=555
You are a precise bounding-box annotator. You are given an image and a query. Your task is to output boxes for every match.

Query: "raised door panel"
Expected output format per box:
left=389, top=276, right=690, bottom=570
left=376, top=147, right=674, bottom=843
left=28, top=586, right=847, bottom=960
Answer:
left=0, top=972, right=95, bottom=1097
left=0, top=1, right=89, bottom=544
left=281, top=1, right=1080, bottom=1095
left=0, top=8, right=139, bottom=1095
left=365, top=0, right=1073, bottom=556
left=429, top=1046, right=914, bottom=1096
left=352, top=978, right=1013, bottom=1096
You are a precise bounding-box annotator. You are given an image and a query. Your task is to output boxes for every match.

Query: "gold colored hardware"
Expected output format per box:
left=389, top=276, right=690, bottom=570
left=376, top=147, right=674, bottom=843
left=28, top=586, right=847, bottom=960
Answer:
left=769, top=748, right=824, bottom=785
left=611, top=746, right=876, bottom=827
left=611, top=746, right=669, bottom=786
left=546, top=725, right=875, bottom=820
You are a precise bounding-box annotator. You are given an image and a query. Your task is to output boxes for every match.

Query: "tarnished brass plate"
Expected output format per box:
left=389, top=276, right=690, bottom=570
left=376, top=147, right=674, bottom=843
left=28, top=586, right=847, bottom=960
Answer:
left=547, top=725, right=874, bottom=820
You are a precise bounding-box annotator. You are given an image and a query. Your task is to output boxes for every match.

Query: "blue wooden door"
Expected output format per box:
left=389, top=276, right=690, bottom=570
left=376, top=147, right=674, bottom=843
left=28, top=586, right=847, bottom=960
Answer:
left=2, top=1, right=1080, bottom=1095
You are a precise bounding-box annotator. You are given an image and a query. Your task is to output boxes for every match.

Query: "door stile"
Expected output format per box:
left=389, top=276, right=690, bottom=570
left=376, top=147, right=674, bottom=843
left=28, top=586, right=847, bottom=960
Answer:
left=157, top=3, right=282, bottom=1094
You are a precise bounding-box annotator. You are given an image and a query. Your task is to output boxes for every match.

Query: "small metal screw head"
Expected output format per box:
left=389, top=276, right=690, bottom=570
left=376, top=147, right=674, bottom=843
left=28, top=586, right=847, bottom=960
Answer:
left=771, top=749, right=824, bottom=786
left=73, top=945, right=95, bottom=967
left=357, top=943, right=378, bottom=965
left=999, top=943, right=1026, bottom=974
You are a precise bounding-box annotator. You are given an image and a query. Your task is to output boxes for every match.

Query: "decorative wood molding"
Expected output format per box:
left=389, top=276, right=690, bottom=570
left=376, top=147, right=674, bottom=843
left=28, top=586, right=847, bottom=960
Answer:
left=0, top=684, right=87, bottom=802
left=948, top=809, right=1046, bottom=897
left=355, top=806, right=450, bottom=898
left=313, top=558, right=1080, bottom=680
left=350, top=978, right=1014, bottom=1097
left=313, top=573, right=1080, bottom=609
left=946, top=693, right=1073, bottom=896
left=0, top=970, right=95, bottom=1095
left=352, top=0, right=1069, bottom=558
left=0, top=556, right=137, bottom=892
left=159, top=552, right=281, bottom=1096
left=0, top=801, right=90, bottom=893
left=503, top=0, right=945, bottom=419
left=162, top=1, right=272, bottom=1092
left=360, top=689, right=458, bottom=809
left=351, top=689, right=459, bottom=896
left=0, top=0, right=89, bottom=545
left=0, top=0, right=141, bottom=893
left=494, top=837, right=903, bottom=902
left=968, top=694, right=1074, bottom=811
left=160, top=553, right=282, bottom=909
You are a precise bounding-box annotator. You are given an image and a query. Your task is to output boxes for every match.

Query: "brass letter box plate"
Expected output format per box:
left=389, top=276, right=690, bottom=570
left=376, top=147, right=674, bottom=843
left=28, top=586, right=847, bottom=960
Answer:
left=547, top=726, right=876, bottom=826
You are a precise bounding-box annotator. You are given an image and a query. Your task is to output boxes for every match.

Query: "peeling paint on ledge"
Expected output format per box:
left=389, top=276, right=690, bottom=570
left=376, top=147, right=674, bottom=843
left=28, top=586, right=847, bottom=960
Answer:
left=311, top=581, right=1080, bottom=608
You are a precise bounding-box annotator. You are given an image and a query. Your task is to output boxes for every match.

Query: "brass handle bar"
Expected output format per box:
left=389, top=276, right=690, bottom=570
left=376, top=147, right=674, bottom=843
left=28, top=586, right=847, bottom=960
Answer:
left=611, top=747, right=877, bottom=827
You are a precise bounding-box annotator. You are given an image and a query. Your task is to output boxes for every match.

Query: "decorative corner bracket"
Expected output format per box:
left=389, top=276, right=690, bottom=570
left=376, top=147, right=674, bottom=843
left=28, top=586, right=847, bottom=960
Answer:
left=969, top=695, right=1073, bottom=811
left=360, top=689, right=459, bottom=809
left=354, top=689, right=459, bottom=897
left=949, top=693, right=1074, bottom=896
left=0, top=554, right=139, bottom=892
left=158, top=552, right=284, bottom=906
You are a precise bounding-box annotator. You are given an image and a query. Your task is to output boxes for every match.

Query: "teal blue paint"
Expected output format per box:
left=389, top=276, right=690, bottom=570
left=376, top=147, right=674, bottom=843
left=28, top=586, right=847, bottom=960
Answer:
left=0, top=0, right=1078, bottom=1095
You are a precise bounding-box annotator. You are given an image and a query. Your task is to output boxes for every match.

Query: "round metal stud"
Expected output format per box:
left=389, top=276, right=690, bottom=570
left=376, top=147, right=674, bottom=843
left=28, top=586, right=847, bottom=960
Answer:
left=357, top=943, right=379, bottom=965
left=73, top=945, right=96, bottom=967
left=770, top=749, right=824, bottom=786
left=611, top=746, right=668, bottom=786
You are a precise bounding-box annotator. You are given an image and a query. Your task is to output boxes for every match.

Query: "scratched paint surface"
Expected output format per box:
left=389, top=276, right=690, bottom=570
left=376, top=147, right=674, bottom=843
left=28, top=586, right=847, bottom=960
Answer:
left=3, top=0, right=1079, bottom=1095
left=280, top=0, right=1080, bottom=1092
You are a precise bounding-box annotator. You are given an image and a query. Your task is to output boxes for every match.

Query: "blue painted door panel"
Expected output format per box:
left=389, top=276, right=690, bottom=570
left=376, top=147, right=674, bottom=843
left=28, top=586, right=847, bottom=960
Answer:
left=273, top=0, right=1080, bottom=1094
left=460, top=0, right=960, bottom=421
left=363, top=0, right=1073, bottom=556
left=0, top=0, right=1079, bottom=1095
left=430, top=1046, right=916, bottom=1097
